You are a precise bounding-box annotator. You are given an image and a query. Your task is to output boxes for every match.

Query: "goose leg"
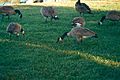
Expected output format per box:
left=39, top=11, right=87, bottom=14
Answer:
left=8, top=15, right=10, bottom=20
left=79, top=12, right=82, bottom=16
left=0, top=15, right=3, bottom=22
left=6, top=14, right=10, bottom=20
left=76, top=36, right=83, bottom=44
left=9, top=33, right=12, bottom=39
left=50, top=17, right=53, bottom=21
left=45, top=17, right=48, bottom=22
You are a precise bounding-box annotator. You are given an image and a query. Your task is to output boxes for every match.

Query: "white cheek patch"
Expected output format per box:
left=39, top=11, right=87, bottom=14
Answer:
left=17, top=33, right=19, bottom=36
left=67, top=33, right=70, bottom=36
left=55, top=16, right=58, bottom=18
left=22, top=31, right=25, bottom=34
left=14, top=32, right=17, bottom=34
left=99, top=22, right=102, bottom=25
left=76, top=23, right=81, bottom=27
left=83, top=36, right=87, bottom=38
left=59, top=37, right=62, bottom=41
left=83, top=36, right=91, bottom=38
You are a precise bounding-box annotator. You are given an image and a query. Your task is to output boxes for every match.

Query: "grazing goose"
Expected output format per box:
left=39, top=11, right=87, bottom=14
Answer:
left=98, top=10, right=120, bottom=25
left=75, top=0, right=92, bottom=15
left=72, top=17, right=85, bottom=27
left=56, top=23, right=97, bottom=43
left=0, top=6, right=22, bottom=20
left=6, top=22, right=24, bottom=37
left=40, top=6, right=59, bottom=22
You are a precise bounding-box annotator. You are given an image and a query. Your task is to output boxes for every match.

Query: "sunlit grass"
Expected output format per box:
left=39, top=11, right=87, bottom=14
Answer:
left=0, top=38, right=120, bottom=68
left=25, top=42, right=120, bottom=68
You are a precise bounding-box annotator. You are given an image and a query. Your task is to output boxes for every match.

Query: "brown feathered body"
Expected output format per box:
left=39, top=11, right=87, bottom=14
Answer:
left=0, top=6, right=16, bottom=15
left=106, top=10, right=120, bottom=20
left=67, top=25, right=96, bottom=41
left=6, top=22, right=24, bottom=36
left=56, top=23, right=97, bottom=43
left=75, top=0, right=92, bottom=15
left=41, top=6, right=59, bottom=22
left=98, top=10, right=120, bottom=25
left=0, top=6, right=22, bottom=19
left=72, top=17, right=85, bottom=27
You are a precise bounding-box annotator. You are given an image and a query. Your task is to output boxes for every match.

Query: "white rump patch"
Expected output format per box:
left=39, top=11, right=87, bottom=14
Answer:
left=67, top=33, right=70, bottom=36
left=83, top=36, right=90, bottom=38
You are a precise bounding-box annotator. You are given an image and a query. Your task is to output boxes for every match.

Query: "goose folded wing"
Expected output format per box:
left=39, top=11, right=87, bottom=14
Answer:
left=81, top=3, right=91, bottom=11
left=75, top=28, right=95, bottom=36
left=0, top=6, right=15, bottom=14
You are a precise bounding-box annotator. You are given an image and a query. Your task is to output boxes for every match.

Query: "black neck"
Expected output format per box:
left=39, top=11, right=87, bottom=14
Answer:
left=15, top=9, right=22, bottom=18
left=61, top=32, right=68, bottom=40
left=20, top=28, right=24, bottom=32
left=100, top=16, right=106, bottom=22
left=77, top=0, right=81, bottom=4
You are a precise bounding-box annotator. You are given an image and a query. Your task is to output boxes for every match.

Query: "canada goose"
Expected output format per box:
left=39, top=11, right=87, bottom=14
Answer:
left=72, top=17, right=85, bottom=27
left=40, top=6, right=59, bottom=22
left=6, top=22, right=24, bottom=37
left=98, top=10, right=120, bottom=25
left=56, top=23, right=97, bottom=43
left=75, top=0, right=92, bottom=15
left=0, top=6, right=22, bottom=20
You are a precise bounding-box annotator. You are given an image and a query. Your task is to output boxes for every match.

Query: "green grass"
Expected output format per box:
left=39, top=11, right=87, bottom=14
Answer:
left=0, top=2, right=120, bottom=80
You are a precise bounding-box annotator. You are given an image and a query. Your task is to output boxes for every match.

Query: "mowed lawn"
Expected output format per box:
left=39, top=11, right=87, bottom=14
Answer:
left=0, top=1, right=120, bottom=80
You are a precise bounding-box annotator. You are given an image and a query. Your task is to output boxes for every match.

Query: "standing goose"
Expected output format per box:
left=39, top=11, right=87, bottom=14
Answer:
left=98, top=10, right=120, bottom=25
left=57, top=23, right=97, bottom=43
left=0, top=6, right=22, bottom=20
left=75, top=0, right=92, bottom=15
left=72, top=17, right=85, bottom=27
left=6, top=22, right=25, bottom=37
left=40, top=6, right=59, bottom=22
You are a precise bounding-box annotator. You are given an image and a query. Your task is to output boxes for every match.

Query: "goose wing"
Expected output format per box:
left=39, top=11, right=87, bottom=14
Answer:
left=0, top=6, right=15, bottom=14
left=41, top=7, right=55, bottom=17
left=106, top=10, right=120, bottom=20
left=74, top=27, right=95, bottom=36
left=81, top=3, right=91, bottom=11
left=75, top=4, right=90, bottom=13
left=7, top=24, right=15, bottom=32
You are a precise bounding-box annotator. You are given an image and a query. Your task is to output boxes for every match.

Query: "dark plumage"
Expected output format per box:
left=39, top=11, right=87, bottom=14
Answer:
left=0, top=6, right=22, bottom=20
left=40, top=6, right=59, bottom=22
left=98, top=10, right=120, bottom=25
left=6, top=22, right=24, bottom=37
left=75, top=0, right=92, bottom=15
left=56, top=23, right=97, bottom=43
